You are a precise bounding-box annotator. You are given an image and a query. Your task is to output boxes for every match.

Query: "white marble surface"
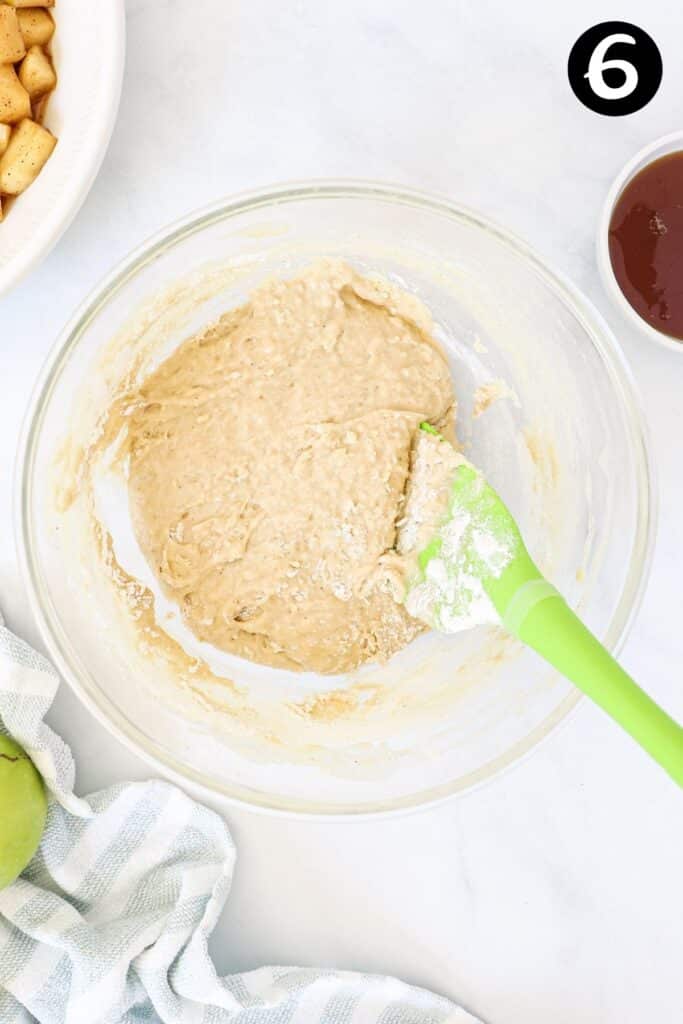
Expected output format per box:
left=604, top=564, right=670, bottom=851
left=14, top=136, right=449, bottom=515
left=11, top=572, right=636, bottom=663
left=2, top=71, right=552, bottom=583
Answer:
left=2, top=2, right=682, bottom=1021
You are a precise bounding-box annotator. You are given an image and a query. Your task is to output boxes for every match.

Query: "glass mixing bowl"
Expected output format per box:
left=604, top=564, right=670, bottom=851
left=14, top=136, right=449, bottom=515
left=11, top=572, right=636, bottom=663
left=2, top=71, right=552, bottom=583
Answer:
left=17, top=181, right=655, bottom=816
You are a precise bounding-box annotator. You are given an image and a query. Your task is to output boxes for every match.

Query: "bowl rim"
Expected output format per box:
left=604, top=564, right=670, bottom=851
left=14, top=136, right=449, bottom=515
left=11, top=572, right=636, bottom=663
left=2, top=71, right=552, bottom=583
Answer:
left=597, top=130, right=683, bottom=355
left=15, top=179, right=658, bottom=819
left=0, top=0, right=126, bottom=297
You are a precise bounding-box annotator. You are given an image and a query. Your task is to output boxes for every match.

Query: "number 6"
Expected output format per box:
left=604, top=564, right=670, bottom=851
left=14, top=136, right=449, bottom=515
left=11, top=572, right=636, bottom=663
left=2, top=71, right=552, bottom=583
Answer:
left=585, top=33, right=638, bottom=100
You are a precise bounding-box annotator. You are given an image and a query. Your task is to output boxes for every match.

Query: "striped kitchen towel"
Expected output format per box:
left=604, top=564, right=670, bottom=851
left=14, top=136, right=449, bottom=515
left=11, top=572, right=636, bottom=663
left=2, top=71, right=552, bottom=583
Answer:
left=0, top=612, right=480, bottom=1024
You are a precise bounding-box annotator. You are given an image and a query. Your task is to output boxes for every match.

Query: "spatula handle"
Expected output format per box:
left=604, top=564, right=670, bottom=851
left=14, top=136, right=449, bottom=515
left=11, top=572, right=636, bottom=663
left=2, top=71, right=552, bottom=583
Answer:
left=495, top=560, right=683, bottom=787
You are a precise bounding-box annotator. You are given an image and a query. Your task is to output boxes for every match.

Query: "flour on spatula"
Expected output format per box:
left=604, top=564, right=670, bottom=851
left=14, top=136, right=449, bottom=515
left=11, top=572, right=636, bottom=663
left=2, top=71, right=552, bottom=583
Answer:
left=396, top=432, right=515, bottom=634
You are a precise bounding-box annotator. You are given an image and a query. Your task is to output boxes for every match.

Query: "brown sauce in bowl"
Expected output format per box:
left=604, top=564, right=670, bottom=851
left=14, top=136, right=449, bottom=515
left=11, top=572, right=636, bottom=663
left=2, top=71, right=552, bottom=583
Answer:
left=609, top=151, right=683, bottom=341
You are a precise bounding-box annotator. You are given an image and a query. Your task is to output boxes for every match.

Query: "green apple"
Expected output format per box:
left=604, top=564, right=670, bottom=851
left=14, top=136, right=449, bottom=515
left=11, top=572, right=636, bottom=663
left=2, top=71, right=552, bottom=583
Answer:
left=0, top=734, right=47, bottom=890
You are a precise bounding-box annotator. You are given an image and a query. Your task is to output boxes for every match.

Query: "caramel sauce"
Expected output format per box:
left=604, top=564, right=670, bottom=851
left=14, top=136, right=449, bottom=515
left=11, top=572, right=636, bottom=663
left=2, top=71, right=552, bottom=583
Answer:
left=609, top=151, right=683, bottom=341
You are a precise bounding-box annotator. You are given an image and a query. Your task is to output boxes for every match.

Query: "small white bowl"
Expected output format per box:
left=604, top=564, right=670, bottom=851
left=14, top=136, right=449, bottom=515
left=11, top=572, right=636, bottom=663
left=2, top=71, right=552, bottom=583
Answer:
left=0, top=0, right=125, bottom=297
left=597, top=130, right=683, bottom=354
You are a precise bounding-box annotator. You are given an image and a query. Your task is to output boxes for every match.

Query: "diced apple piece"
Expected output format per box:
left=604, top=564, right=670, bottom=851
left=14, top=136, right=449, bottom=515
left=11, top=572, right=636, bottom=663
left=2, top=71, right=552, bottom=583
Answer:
left=0, top=7, right=26, bottom=63
left=2, top=2, right=55, bottom=10
left=0, top=63, right=31, bottom=123
left=0, top=117, right=56, bottom=194
left=0, top=122, right=11, bottom=157
left=16, top=8, right=54, bottom=47
left=18, top=45, right=55, bottom=99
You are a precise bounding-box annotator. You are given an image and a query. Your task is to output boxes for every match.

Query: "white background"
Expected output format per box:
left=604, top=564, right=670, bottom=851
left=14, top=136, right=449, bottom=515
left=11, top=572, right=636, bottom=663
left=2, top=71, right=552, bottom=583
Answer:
left=2, top=2, right=682, bottom=1022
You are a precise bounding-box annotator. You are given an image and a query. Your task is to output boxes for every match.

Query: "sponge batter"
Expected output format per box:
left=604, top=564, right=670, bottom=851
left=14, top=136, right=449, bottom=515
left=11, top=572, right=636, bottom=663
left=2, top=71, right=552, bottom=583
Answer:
left=127, top=262, right=455, bottom=674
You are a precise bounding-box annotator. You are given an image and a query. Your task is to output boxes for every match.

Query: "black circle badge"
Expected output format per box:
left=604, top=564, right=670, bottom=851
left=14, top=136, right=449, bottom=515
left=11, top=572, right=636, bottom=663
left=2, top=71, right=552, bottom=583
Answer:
left=568, top=22, right=662, bottom=116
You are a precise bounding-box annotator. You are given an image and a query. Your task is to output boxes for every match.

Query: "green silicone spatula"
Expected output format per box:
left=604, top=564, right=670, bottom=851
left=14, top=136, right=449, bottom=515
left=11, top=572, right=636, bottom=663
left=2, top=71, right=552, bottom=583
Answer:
left=403, top=424, right=683, bottom=787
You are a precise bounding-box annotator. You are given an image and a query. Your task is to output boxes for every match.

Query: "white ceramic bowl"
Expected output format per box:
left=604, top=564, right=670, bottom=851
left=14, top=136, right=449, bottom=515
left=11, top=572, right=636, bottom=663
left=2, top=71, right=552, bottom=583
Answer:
left=0, top=0, right=125, bottom=296
left=597, top=130, right=683, bottom=354
left=19, top=183, right=655, bottom=817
